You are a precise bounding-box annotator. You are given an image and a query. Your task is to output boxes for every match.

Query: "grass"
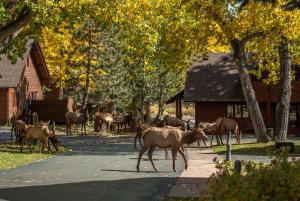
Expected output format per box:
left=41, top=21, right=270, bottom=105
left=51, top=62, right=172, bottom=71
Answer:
left=0, top=142, right=68, bottom=170
left=212, top=140, right=300, bottom=156
left=161, top=198, right=198, bottom=201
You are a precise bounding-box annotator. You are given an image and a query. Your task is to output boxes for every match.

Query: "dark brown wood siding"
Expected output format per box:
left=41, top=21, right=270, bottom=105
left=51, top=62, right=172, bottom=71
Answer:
left=30, top=100, right=68, bottom=123
left=252, top=81, right=300, bottom=102
left=195, top=101, right=300, bottom=135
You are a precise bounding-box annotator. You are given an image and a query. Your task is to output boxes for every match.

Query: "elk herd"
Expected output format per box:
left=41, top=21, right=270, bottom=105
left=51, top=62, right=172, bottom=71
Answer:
left=10, top=112, right=61, bottom=154
left=8, top=108, right=242, bottom=172
left=135, top=116, right=242, bottom=172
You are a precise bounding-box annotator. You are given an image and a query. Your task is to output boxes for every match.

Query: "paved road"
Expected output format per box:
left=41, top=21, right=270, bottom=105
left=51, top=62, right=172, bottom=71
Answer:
left=0, top=131, right=185, bottom=201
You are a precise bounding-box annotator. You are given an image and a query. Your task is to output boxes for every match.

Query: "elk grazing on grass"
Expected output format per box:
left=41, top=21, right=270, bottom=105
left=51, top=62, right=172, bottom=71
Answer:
left=136, top=127, right=208, bottom=172
left=217, top=117, right=241, bottom=144
left=198, top=122, right=218, bottom=146
left=20, top=122, right=60, bottom=153
left=12, top=120, right=27, bottom=144
left=65, top=108, right=89, bottom=135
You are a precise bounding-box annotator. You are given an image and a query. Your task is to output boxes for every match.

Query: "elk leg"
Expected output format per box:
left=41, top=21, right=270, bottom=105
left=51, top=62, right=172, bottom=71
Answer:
left=10, top=126, right=14, bottom=140
left=20, top=138, right=24, bottom=152
left=171, top=148, right=177, bottom=172
left=165, top=148, right=168, bottom=159
left=138, top=136, right=143, bottom=147
left=202, top=139, right=207, bottom=146
left=235, top=134, right=240, bottom=144
left=178, top=148, right=188, bottom=170
left=211, top=133, right=214, bottom=146
left=148, top=146, right=158, bottom=172
left=219, top=133, right=224, bottom=145
left=84, top=123, right=87, bottom=135
left=136, top=146, right=148, bottom=172
left=134, top=134, right=138, bottom=148
left=197, top=140, right=200, bottom=146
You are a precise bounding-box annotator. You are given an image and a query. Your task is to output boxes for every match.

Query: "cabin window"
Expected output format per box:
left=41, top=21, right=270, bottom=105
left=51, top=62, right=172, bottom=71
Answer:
left=227, top=104, right=249, bottom=118
left=227, top=105, right=234, bottom=118
left=31, top=91, right=38, bottom=100
left=289, top=106, right=299, bottom=128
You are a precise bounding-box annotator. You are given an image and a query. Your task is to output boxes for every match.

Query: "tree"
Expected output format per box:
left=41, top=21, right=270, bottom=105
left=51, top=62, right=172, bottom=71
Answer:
left=190, top=0, right=300, bottom=142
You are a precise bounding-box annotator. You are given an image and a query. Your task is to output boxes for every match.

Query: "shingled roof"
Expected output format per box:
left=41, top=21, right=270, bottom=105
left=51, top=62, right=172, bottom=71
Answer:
left=0, top=41, right=50, bottom=88
left=184, top=53, right=244, bottom=102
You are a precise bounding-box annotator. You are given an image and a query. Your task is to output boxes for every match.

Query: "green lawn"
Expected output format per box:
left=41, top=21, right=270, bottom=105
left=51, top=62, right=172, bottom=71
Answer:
left=212, top=140, right=300, bottom=156
left=0, top=143, right=68, bottom=170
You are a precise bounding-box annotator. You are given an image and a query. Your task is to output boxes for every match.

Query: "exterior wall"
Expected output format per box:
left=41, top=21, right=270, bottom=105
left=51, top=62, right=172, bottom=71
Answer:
left=7, top=88, right=17, bottom=122
left=252, top=81, right=300, bottom=102
left=195, top=101, right=300, bottom=135
left=30, top=99, right=68, bottom=123
left=0, top=88, right=18, bottom=124
left=0, top=89, right=8, bottom=124
left=23, top=54, right=44, bottom=100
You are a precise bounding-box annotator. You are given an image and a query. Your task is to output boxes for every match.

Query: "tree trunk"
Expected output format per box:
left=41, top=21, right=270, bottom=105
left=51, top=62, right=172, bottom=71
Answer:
left=82, top=30, right=92, bottom=110
left=275, top=38, right=292, bottom=142
left=144, top=101, right=151, bottom=123
left=232, top=40, right=270, bottom=142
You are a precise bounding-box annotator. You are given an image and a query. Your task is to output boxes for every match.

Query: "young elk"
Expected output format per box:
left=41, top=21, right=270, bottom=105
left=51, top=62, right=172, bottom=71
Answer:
left=136, top=127, right=208, bottom=172
left=218, top=117, right=241, bottom=144
left=65, top=108, right=89, bottom=135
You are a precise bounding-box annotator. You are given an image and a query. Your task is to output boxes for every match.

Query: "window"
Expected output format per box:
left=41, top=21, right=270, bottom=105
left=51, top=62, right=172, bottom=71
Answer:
left=227, top=105, right=234, bottom=118
left=31, top=91, right=38, bottom=100
left=289, top=106, right=299, bottom=128
left=235, top=105, right=242, bottom=118
left=227, top=104, right=249, bottom=118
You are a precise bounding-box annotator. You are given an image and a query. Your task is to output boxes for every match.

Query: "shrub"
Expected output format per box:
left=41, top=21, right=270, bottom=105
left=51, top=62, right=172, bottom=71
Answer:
left=202, top=153, right=300, bottom=201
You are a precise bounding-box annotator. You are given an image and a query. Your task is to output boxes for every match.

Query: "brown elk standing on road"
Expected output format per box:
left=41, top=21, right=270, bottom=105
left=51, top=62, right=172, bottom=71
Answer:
left=136, top=127, right=208, bottom=172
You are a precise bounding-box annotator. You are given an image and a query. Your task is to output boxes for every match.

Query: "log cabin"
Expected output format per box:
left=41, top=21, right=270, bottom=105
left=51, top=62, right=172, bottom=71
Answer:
left=0, top=41, right=63, bottom=124
left=166, top=53, right=300, bottom=135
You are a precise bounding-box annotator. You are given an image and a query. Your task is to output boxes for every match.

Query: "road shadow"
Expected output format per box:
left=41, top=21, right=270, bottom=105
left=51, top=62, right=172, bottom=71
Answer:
left=0, top=177, right=176, bottom=201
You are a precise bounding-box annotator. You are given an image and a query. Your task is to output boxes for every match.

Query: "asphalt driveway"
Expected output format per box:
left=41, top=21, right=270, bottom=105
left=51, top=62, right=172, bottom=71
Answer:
left=0, top=131, right=185, bottom=201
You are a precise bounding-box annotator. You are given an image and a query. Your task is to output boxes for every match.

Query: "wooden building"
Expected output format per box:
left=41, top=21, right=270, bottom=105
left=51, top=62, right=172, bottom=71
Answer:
left=167, top=53, right=300, bottom=134
left=0, top=41, right=64, bottom=124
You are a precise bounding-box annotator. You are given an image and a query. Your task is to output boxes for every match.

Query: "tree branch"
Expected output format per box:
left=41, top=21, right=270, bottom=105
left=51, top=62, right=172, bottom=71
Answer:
left=0, top=7, right=35, bottom=45
left=238, top=0, right=250, bottom=12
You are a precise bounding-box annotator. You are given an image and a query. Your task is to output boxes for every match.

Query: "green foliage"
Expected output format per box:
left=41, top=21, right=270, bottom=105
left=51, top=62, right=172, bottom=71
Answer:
left=203, top=154, right=300, bottom=201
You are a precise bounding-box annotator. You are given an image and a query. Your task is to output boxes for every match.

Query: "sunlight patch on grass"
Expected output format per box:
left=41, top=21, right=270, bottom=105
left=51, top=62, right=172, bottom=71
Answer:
left=0, top=143, right=68, bottom=170
left=212, top=140, right=300, bottom=155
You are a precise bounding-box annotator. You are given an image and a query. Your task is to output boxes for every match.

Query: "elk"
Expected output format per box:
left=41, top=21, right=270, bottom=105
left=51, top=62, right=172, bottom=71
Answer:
left=20, top=122, right=60, bottom=153
left=218, top=117, right=241, bottom=144
left=134, top=119, right=165, bottom=148
left=136, top=127, right=208, bottom=172
left=65, top=108, right=89, bottom=135
left=94, top=112, right=114, bottom=132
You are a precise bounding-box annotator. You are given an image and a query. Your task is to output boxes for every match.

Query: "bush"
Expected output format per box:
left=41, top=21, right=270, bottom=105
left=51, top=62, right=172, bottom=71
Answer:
left=202, top=153, right=300, bottom=201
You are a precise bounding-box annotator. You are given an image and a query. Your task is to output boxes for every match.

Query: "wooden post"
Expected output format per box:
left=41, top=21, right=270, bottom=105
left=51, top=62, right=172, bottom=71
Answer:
left=178, top=100, right=182, bottom=120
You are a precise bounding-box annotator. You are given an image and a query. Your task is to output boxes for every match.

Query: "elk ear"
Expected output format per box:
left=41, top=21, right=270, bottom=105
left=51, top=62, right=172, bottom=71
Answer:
left=46, top=120, right=50, bottom=125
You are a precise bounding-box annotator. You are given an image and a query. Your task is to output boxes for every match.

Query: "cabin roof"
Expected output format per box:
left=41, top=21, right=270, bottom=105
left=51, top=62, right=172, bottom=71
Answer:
left=0, top=41, right=51, bottom=88
left=184, top=53, right=244, bottom=102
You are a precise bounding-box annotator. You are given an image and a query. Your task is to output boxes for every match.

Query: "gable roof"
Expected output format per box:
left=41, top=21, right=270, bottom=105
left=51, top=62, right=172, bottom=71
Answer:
left=0, top=41, right=51, bottom=88
left=184, top=53, right=244, bottom=102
